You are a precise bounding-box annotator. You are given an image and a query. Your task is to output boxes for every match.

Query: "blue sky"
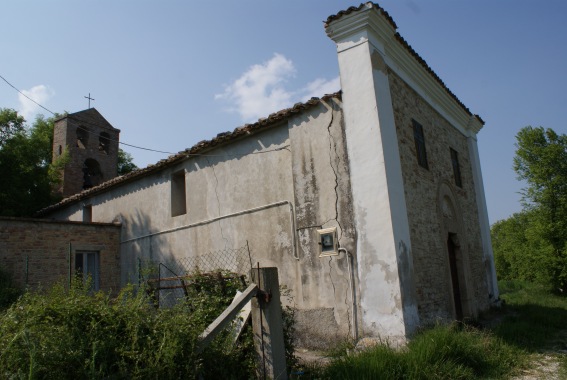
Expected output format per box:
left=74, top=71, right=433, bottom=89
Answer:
left=2, top=1, right=566, bottom=224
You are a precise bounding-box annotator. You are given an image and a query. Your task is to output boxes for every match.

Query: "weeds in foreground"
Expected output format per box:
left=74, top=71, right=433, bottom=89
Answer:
left=0, top=274, right=254, bottom=379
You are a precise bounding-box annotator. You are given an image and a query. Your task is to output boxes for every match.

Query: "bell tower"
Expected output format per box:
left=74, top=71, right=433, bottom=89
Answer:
left=52, top=108, right=120, bottom=198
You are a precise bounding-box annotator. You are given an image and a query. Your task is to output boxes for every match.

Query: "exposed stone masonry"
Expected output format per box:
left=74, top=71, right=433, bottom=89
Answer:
left=389, top=70, right=490, bottom=324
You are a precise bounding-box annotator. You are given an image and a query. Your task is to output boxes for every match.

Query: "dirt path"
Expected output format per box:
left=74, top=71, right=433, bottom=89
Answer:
left=512, top=353, right=564, bottom=380
left=511, top=328, right=567, bottom=380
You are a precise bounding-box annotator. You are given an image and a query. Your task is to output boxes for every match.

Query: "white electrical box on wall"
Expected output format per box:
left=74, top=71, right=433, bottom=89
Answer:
left=317, top=227, right=338, bottom=257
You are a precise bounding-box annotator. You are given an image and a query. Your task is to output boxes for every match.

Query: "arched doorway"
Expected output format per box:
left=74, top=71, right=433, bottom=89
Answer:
left=438, top=181, right=472, bottom=320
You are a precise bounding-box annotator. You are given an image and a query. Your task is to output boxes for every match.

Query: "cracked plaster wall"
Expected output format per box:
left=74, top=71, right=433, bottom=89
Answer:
left=288, top=98, right=357, bottom=349
left=45, top=102, right=358, bottom=349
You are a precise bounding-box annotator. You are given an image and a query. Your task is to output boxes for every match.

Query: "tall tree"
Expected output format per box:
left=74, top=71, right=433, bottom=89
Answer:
left=491, top=210, right=554, bottom=286
left=512, top=126, right=567, bottom=292
left=0, top=109, right=64, bottom=217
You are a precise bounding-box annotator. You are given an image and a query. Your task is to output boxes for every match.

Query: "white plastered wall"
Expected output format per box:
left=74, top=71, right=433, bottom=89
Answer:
left=327, top=11, right=420, bottom=340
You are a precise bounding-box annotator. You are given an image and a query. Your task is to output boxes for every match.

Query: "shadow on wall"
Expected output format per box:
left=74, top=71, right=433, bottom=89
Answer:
left=117, top=209, right=159, bottom=286
left=117, top=208, right=252, bottom=286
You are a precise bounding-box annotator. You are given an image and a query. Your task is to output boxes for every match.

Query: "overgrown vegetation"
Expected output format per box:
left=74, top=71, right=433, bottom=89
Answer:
left=0, top=273, right=255, bottom=379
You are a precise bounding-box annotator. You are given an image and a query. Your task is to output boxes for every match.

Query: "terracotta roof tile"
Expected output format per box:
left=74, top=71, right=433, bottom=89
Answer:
left=324, top=2, right=397, bottom=29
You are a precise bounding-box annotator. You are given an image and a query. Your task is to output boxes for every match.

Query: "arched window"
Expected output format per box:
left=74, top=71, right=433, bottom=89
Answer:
left=82, top=158, right=103, bottom=189
left=99, top=132, right=110, bottom=154
left=77, top=126, right=89, bottom=149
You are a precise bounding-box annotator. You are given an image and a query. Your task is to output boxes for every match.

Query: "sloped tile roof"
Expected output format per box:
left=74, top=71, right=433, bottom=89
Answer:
left=325, top=2, right=484, bottom=125
left=36, top=92, right=341, bottom=216
left=325, top=2, right=397, bottom=30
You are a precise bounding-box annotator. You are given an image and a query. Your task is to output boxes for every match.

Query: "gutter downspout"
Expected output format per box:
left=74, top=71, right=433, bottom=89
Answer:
left=338, top=247, right=358, bottom=341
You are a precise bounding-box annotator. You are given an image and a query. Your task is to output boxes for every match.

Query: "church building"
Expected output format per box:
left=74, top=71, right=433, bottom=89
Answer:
left=37, top=3, right=499, bottom=347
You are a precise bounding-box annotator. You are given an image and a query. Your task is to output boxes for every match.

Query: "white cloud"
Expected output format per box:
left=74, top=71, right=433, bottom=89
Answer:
left=215, top=53, right=295, bottom=121
left=300, top=77, right=341, bottom=102
left=18, top=85, right=54, bottom=121
left=216, top=54, right=341, bottom=122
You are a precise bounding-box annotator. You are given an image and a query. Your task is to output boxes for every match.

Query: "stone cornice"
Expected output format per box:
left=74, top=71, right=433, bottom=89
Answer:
left=325, top=3, right=396, bottom=52
left=326, top=3, right=484, bottom=136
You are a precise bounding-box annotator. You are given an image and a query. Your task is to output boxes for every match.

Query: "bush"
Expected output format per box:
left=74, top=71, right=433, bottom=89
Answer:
left=0, top=273, right=255, bottom=379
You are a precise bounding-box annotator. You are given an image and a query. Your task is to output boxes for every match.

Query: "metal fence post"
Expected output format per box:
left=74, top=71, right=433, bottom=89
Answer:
left=138, top=258, right=142, bottom=286
left=68, top=242, right=72, bottom=289
left=25, top=255, right=29, bottom=286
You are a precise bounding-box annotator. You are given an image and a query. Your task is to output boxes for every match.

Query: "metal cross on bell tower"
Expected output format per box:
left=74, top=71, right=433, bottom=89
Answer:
left=84, top=93, right=95, bottom=108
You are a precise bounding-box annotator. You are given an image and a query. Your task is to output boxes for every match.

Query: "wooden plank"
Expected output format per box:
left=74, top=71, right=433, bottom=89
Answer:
left=229, top=291, right=252, bottom=344
left=197, top=283, right=257, bottom=353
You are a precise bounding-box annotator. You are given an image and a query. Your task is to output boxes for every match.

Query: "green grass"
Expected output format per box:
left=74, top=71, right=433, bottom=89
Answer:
left=495, top=280, right=567, bottom=351
left=317, top=324, right=523, bottom=380
left=295, top=280, right=567, bottom=380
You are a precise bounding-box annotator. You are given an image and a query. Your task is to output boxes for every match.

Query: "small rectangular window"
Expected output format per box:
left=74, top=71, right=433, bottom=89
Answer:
left=171, top=170, right=187, bottom=217
left=412, top=120, right=429, bottom=169
left=83, top=205, right=92, bottom=222
left=450, top=148, right=462, bottom=188
left=75, top=250, right=99, bottom=291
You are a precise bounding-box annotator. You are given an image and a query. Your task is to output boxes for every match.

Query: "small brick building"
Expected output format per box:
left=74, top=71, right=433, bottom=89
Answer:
left=0, top=217, right=121, bottom=293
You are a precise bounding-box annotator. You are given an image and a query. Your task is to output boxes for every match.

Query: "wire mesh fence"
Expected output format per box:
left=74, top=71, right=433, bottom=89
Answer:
left=139, top=245, right=253, bottom=308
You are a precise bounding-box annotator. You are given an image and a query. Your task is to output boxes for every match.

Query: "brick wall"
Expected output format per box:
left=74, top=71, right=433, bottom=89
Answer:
left=389, top=70, right=490, bottom=323
left=0, top=217, right=121, bottom=293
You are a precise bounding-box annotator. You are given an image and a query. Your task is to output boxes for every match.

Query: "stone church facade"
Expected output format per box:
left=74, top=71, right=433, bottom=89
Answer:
left=35, top=3, right=498, bottom=347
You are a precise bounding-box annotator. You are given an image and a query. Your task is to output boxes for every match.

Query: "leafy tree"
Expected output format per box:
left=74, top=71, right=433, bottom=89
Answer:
left=0, top=109, right=64, bottom=217
left=508, top=126, right=567, bottom=292
left=117, top=148, right=138, bottom=175
left=491, top=210, right=554, bottom=286
left=0, top=109, right=24, bottom=146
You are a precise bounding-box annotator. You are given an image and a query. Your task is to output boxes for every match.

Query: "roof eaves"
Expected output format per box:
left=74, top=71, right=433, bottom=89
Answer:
left=36, top=92, right=341, bottom=216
